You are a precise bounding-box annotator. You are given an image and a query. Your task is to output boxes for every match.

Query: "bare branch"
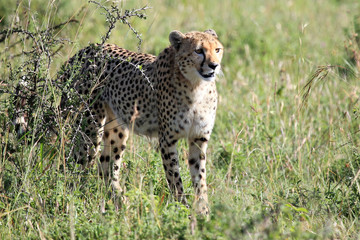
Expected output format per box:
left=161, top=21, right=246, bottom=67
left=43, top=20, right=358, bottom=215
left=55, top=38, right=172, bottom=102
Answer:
left=89, top=0, right=150, bottom=50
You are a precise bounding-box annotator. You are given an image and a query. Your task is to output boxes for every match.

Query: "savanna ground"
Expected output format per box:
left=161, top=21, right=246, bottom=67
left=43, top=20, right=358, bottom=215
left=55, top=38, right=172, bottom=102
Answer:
left=1, top=0, right=360, bottom=239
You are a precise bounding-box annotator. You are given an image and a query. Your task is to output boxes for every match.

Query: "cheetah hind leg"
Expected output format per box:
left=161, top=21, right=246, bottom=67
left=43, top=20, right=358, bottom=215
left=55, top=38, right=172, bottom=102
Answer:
left=99, top=103, right=129, bottom=195
left=74, top=104, right=105, bottom=168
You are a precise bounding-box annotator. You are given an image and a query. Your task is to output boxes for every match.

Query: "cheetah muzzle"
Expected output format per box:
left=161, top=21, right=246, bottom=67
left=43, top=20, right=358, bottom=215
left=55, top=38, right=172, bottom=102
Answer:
left=61, top=29, right=224, bottom=215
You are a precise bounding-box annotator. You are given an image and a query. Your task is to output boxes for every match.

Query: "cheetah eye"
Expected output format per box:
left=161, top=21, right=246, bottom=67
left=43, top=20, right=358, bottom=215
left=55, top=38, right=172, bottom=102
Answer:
left=194, top=48, right=203, bottom=54
left=215, top=48, right=222, bottom=53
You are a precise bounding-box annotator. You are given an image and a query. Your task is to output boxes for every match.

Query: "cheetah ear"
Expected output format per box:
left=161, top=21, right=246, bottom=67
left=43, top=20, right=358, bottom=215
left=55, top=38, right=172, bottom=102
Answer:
left=204, top=29, right=218, bottom=38
left=169, top=30, right=185, bottom=51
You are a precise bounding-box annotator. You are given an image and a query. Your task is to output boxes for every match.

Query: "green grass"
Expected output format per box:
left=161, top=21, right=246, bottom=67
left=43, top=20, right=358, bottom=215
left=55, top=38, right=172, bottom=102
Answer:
left=1, top=0, right=360, bottom=239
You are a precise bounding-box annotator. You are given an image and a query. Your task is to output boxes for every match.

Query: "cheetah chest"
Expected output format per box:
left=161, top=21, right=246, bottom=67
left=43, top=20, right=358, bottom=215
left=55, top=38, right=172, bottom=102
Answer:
left=168, top=84, right=218, bottom=139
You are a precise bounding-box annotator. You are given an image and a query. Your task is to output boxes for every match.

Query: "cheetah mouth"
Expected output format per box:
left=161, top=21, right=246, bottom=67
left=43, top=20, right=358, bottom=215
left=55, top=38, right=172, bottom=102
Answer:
left=200, top=71, right=215, bottom=79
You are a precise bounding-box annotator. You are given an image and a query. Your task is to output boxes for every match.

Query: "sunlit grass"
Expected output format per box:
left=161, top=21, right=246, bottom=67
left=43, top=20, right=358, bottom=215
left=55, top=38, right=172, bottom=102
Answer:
left=1, top=0, right=360, bottom=239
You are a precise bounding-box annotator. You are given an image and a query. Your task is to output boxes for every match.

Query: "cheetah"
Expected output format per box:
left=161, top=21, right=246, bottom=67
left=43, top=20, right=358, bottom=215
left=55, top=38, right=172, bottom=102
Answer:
left=61, top=29, right=223, bottom=215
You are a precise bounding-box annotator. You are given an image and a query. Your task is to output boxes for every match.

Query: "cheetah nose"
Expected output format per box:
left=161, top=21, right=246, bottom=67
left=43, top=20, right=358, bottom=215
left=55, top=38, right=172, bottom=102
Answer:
left=208, top=63, right=218, bottom=70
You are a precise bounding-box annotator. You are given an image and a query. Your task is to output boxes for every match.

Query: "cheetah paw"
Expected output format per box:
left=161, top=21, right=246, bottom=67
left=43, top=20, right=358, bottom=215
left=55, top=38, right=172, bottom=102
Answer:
left=195, top=198, right=210, bottom=216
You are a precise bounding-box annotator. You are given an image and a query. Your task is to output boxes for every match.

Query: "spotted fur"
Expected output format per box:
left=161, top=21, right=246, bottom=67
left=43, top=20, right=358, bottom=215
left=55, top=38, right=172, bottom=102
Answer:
left=62, top=29, right=223, bottom=214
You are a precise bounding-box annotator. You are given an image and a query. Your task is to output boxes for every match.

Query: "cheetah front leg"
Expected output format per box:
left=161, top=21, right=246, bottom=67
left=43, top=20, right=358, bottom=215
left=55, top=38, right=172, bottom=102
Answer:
left=159, top=135, right=187, bottom=205
left=188, top=137, right=210, bottom=215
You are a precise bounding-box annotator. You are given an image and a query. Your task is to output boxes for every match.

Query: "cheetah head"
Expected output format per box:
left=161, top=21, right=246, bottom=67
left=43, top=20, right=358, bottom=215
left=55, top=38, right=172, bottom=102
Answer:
left=169, top=29, right=223, bottom=83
